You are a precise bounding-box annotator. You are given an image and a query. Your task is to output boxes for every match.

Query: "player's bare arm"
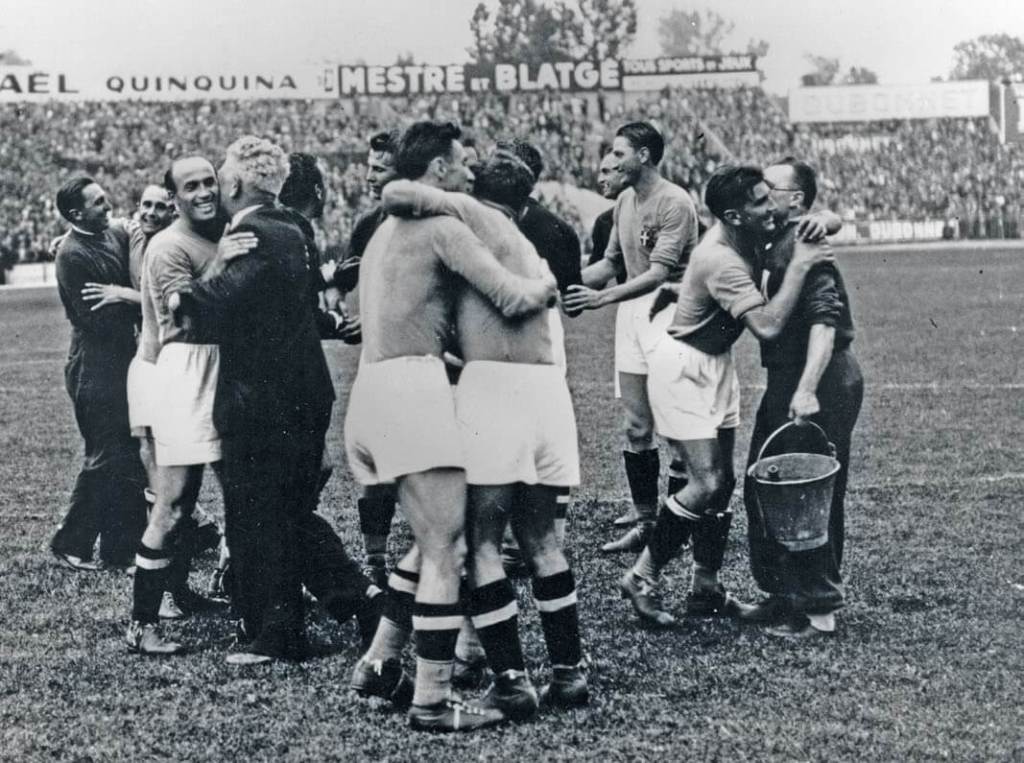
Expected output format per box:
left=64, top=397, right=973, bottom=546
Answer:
left=741, top=240, right=835, bottom=341
left=564, top=263, right=671, bottom=311
left=789, top=323, right=836, bottom=423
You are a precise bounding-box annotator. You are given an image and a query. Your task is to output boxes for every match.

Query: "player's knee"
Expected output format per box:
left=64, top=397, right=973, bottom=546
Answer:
left=624, top=418, right=654, bottom=449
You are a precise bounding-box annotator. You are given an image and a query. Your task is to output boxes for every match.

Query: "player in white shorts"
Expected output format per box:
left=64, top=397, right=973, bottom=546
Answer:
left=564, top=122, right=699, bottom=554
left=382, top=151, right=589, bottom=719
left=346, top=122, right=557, bottom=733
left=619, top=164, right=836, bottom=629
left=124, top=185, right=175, bottom=481
left=126, top=157, right=257, bottom=655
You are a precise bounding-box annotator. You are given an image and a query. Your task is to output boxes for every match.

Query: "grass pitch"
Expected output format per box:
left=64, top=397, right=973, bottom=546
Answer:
left=0, top=244, right=1021, bottom=761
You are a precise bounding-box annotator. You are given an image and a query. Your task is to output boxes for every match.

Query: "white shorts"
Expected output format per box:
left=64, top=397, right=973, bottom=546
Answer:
left=152, top=343, right=222, bottom=467
left=456, top=361, right=580, bottom=487
left=345, top=355, right=464, bottom=485
left=647, top=335, right=740, bottom=441
left=127, top=355, right=158, bottom=436
left=614, top=290, right=673, bottom=392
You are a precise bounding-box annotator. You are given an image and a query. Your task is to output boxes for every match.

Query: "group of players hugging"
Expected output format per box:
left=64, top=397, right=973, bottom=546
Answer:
left=47, top=117, right=859, bottom=732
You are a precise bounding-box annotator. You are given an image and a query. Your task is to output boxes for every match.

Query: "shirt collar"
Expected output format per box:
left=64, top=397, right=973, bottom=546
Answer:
left=230, top=204, right=264, bottom=230
left=70, top=224, right=96, bottom=237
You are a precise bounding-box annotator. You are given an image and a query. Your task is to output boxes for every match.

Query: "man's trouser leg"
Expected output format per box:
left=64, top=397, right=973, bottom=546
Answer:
left=222, top=434, right=306, bottom=657
left=746, top=352, right=862, bottom=616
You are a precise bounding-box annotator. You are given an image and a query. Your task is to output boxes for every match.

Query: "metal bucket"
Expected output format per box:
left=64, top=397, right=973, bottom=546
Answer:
left=747, top=421, right=840, bottom=551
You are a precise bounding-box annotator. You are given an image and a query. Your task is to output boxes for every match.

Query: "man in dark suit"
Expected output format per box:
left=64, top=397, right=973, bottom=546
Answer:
left=51, top=177, right=148, bottom=570
left=172, top=136, right=379, bottom=664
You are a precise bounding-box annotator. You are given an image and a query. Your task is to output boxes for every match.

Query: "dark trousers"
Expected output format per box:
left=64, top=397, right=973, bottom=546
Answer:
left=744, top=349, right=863, bottom=615
left=222, top=411, right=369, bottom=657
left=52, top=358, right=147, bottom=565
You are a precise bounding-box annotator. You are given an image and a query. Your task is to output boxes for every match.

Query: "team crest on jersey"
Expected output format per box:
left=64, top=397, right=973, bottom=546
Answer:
left=639, top=226, right=659, bottom=251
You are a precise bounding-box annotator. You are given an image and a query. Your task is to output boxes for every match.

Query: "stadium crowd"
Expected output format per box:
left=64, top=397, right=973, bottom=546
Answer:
left=4, top=86, right=1024, bottom=265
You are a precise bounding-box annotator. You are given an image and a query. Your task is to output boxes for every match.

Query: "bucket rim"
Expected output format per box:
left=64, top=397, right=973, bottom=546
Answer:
left=746, top=457, right=841, bottom=487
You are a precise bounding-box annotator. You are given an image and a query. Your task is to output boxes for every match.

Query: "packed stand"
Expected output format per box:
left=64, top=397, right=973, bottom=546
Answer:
left=4, top=88, right=1024, bottom=263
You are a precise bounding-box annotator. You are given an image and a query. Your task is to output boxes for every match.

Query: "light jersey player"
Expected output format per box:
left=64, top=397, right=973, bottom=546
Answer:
left=618, top=164, right=836, bottom=628
left=344, top=121, right=558, bottom=733
left=126, top=157, right=258, bottom=655
left=564, top=122, right=698, bottom=556
left=382, top=152, right=588, bottom=721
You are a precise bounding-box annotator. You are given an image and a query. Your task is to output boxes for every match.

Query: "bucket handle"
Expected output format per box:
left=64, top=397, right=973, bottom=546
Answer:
left=757, top=420, right=837, bottom=463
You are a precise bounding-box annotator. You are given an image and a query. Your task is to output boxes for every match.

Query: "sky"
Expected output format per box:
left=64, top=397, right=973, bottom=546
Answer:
left=2, top=0, right=1022, bottom=93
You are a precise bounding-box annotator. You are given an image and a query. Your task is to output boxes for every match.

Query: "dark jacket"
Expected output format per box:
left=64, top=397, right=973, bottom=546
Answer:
left=178, top=204, right=334, bottom=438
left=757, top=221, right=856, bottom=369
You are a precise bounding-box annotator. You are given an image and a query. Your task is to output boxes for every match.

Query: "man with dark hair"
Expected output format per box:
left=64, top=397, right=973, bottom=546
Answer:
left=588, top=153, right=627, bottom=279
left=564, top=122, right=698, bottom=555
left=50, top=177, right=148, bottom=571
left=618, top=164, right=834, bottom=628
left=346, top=120, right=557, bottom=732
left=331, top=129, right=400, bottom=294
left=324, top=132, right=403, bottom=589
left=125, top=156, right=253, bottom=654
left=739, top=158, right=862, bottom=639
left=381, top=152, right=589, bottom=720
left=280, top=152, right=361, bottom=343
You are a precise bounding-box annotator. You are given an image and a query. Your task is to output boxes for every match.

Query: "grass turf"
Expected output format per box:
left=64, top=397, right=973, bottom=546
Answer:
left=0, top=244, right=1021, bottom=760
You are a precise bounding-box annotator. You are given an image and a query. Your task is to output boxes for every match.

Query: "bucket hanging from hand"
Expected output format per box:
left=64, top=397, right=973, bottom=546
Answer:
left=747, top=421, right=840, bottom=551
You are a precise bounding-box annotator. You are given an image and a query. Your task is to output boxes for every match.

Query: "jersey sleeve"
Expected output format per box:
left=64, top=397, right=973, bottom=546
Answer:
left=800, top=264, right=843, bottom=327
left=149, top=243, right=196, bottom=304
left=706, top=256, right=765, bottom=319
left=648, top=194, right=698, bottom=271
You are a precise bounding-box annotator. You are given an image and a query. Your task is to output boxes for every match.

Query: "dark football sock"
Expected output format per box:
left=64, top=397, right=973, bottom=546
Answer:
left=692, top=509, right=734, bottom=574
left=412, top=602, right=462, bottom=707
left=623, top=449, right=659, bottom=521
left=532, top=570, right=582, bottom=667
left=469, top=578, right=525, bottom=674
left=132, top=542, right=172, bottom=624
left=363, top=568, right=418, bottom=662
left=649, top=496, right=700, bottom=569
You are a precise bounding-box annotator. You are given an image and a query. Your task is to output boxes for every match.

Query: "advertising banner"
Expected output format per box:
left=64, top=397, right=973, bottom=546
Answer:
left=0, top=66, right=339, bottom=102
left=0, top=54, right=759, bottom=102
left=788, top=81, right=991, bottom=123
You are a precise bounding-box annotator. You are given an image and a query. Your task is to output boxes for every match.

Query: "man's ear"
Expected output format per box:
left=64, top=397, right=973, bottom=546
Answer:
left=229, top=176, right=243, bottom=199
left=792, top=190, right=806, bottom=208
left=638, top=146, right=650, bottom=165
left=722, top=209, right=741, bottom=226
left=429, top=155, right=448, bottom=180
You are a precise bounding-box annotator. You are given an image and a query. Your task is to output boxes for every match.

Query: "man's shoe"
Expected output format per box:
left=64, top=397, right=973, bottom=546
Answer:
left=619, top=571, right=676, bottom=628
left=479, top=669, right=539, bottom=721
left=175, top=588, right=227, bottom=614
left=125, top=620, right=184, bottom=655
left=611, top=509, right=639, bottom=527
left=52, top=550, right=104, bottom=572
left=765, top=615, right=835, bottom=640
left=685, top=585, right=755, bottom=619
left=350, top=657, right=414, bottom=708
left=159, top=591, right=186, bottom=620
left=736, top=596, right=790, bottom=624
left=540, top=661, right=590, bottom=709
left=408, top=698, right=506, bottom=733
left=452, top=655, right=489, bottom=690
left=601, top=524, right=652, bottom=554
left=225, top=650, right=274, bottom=666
